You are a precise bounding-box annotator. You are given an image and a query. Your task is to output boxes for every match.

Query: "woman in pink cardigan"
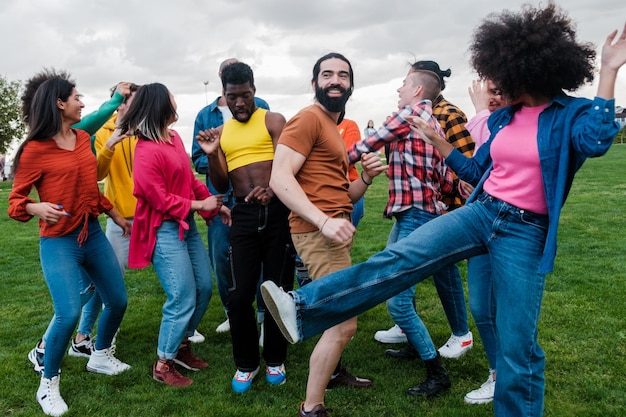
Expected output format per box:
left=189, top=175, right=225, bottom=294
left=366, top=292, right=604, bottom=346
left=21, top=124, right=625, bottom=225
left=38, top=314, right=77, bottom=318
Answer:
left=122, top=83, right=230, bottom=387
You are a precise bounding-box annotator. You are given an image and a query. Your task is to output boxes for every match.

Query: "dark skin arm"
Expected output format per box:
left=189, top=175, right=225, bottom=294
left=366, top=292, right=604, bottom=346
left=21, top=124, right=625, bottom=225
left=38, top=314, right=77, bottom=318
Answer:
left=196, top=126, right=229, bottom=193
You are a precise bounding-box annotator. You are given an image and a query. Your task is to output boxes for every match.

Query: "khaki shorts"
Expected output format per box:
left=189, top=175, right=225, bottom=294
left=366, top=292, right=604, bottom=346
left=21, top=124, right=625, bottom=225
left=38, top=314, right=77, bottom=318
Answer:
left=292, top=226, right=353, bottom=281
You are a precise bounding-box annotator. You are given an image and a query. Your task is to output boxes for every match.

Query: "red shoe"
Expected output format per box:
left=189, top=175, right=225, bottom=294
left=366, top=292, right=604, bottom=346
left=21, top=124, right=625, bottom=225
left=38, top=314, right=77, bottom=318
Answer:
left=153, top=360, right=193, bottom=387
left=174, top=342, right=208, bottom=371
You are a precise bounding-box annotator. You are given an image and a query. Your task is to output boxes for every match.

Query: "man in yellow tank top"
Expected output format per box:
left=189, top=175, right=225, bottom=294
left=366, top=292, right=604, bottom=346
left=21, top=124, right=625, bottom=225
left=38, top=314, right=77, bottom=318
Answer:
left=196, top=62, right=295, bottom=394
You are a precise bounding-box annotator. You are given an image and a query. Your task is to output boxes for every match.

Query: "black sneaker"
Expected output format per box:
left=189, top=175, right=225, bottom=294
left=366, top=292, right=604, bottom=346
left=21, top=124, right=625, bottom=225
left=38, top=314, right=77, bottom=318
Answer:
left=385, top=343, right=420, bottom=360
left=68, top=336, right=93, bottom=358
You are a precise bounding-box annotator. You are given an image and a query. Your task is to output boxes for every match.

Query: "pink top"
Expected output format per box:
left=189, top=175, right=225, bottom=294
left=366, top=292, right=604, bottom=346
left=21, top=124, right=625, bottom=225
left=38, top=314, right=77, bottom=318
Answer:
left=483, top=104, right=549, bottom=214
left=465, top=109, right=492, bottom=152
left=129, top=130, right=218, bottom=268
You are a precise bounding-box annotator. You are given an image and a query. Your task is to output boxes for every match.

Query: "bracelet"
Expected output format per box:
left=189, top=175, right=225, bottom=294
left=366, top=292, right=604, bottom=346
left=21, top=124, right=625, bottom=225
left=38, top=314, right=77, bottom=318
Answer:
left=319, top=216, right=330, bottom=233
left=360, top=171, right=372, bottom=186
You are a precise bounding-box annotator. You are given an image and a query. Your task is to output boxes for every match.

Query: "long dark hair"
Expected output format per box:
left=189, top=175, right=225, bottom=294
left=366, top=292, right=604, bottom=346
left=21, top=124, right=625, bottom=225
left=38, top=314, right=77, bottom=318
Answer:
left=118, top=83, right=177, bottom=143
left=13, top=77, right=75, bottom=173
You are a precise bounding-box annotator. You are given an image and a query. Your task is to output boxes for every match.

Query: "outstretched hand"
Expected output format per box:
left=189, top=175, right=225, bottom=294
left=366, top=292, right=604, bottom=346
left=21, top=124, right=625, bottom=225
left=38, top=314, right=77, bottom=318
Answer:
left=468, top=80, right=491, bottom=113
left=602, top=22, right=626, bottom=71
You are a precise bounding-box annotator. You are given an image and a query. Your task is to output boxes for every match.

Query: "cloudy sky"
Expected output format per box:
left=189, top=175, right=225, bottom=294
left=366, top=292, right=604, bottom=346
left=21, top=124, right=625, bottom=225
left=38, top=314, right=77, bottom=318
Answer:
left=1, top=0, right=625, bottom=153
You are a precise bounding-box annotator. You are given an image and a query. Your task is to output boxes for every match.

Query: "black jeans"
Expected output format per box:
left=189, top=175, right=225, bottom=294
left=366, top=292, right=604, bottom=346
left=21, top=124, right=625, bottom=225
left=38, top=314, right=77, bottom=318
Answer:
left=227, top=198, right=295, bottom=371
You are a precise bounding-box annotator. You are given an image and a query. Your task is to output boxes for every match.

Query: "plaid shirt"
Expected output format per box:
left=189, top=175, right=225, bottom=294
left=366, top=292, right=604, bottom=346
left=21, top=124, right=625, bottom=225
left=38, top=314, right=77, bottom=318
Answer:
left=347, top=101, right=453, bottom=218
left=432, top=94, right=475, bottom=210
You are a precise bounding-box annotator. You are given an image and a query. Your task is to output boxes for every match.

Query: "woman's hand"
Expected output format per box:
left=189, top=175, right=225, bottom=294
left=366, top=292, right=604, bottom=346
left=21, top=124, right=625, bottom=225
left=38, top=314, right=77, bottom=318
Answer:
left=194, top=195, right=224, bottom=212
left=107, top=209, right=132, bottom=237
left=26, top=202, right=70, bottom=224
left=218, top=205, right=232, bottom=226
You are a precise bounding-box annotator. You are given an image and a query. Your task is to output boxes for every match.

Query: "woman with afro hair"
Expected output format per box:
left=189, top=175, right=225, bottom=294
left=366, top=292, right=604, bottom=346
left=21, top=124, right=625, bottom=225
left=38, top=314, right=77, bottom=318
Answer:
left=259, top=4, right=626, bottom=416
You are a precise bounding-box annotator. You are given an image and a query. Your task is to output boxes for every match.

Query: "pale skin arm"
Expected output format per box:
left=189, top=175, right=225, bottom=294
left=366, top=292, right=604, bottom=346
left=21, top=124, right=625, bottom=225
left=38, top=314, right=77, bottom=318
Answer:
left=270, top=144, right=355, bottom=242
left=597, top=23, right=626, bottom=99
left=25, top=202, right=70, bottom=224
left=348, top=152, right=387, bottom=203
left=405, top=115, right=455, bottom=157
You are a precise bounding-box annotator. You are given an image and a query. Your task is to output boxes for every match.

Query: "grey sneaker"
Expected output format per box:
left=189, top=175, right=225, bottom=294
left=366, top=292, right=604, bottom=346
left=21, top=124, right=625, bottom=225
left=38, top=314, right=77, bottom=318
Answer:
left=86, top=347, right=130, bottom=375
left=260, top=281, right=299, bottom=344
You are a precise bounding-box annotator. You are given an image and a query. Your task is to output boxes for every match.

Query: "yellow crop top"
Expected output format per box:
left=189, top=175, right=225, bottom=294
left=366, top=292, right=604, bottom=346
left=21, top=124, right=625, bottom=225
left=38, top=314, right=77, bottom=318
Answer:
left=220, top=108, right=274, bottom=171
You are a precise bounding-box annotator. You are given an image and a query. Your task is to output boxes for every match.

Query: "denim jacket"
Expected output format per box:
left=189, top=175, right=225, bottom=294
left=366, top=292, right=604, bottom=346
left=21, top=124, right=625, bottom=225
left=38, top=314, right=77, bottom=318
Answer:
left=191, top=96, right=269, bottom=199
left=446, top=94, right=619, bottom=273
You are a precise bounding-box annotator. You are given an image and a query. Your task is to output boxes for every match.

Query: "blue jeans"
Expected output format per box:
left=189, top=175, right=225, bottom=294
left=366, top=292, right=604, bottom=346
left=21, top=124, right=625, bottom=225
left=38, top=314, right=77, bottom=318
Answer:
left=153, top=216, right=212, bottom=359
left=468, top=254, right=497, bottom=370
left=386, top=207, right=468, bottom=360
left=206, top=188, right=265, bottom=322
left=75, top=217, right=131, bottom=337
left=290, top=193, right=548, bottom=417
left=40, top=218, right=127, bottom=379
left=352, top=196, right=364, bottom=228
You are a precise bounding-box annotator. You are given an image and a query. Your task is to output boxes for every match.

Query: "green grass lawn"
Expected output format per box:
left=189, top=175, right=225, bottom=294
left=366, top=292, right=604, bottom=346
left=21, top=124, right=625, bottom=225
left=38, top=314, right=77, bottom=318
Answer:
left=1, top=146, right=625, bottom=416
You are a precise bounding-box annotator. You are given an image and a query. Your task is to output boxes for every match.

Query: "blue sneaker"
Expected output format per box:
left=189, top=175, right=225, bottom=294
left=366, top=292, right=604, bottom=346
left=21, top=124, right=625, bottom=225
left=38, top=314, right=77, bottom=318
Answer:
left=232, top=366, right=259, bottom=393
left=266, top=364, right=286, bottom=385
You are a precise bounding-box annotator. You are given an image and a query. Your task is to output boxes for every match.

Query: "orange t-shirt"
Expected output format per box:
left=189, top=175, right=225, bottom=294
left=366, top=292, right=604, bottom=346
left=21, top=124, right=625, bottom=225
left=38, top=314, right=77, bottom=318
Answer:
left=337, top=118, right=361, bottom=181
left=278, top=105, right=352, bottom=233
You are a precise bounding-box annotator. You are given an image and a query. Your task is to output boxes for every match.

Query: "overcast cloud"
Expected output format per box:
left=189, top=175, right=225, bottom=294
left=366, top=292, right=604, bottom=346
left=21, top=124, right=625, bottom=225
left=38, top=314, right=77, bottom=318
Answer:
left=1, top=0, right=625, bottom=153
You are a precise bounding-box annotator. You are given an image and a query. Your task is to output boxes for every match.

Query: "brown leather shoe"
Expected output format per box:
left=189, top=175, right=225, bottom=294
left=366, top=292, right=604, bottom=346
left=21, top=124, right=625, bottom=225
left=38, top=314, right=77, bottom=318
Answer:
left=326, top=366, right=372, bottom=389
left=385, top=343, right=419, bottom=360
left=299, top=402, right=332, bottom=416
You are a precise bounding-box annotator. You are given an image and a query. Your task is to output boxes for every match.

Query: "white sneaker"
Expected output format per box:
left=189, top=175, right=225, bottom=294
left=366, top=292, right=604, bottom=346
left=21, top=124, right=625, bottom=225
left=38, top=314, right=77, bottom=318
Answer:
left=216, top=319, right=230, bottom=333
left=188, top=329, right=205, bottom=343
left=374, top=325, right=407, bottom=344
left=86, top=347, right=131, bottom=375
left=37, top=375, right=68, bottom=416
left=260, top=281, right=299, bottom=344
left=464, top=371, right=495, bottom=404
left=438, top=331, right=473, bottom=359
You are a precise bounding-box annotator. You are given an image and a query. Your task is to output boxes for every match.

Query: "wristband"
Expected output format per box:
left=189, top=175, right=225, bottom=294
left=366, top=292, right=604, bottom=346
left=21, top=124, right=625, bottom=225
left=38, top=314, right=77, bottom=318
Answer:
left=361, top=171, right=372, bottom=186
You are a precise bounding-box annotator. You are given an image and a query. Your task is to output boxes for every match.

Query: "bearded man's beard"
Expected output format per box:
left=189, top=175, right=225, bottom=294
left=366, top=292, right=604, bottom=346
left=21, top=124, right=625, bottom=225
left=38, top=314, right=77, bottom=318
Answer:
left=315, top=84, right=352, bottom=113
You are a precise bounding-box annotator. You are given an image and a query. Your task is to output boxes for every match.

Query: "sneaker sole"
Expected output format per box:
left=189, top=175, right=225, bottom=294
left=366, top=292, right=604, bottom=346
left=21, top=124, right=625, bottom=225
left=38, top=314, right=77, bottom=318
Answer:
left=260, top=285, right=298, bottom=344
left=153, top=375, right=193, bottom=387
left=86, top=364, right=130, bottom=376
left=464, top=396, right=493, bottom=405
left=438, top=344, right=473, bottom=359
left=173, top=358, right=202, bottom=372
left=374, top=335, right=408, bottom=344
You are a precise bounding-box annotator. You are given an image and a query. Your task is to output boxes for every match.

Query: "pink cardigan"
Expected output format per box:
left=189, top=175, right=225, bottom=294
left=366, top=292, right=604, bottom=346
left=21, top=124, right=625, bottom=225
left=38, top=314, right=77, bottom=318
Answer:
left=129, top=130, right=217, bottom=268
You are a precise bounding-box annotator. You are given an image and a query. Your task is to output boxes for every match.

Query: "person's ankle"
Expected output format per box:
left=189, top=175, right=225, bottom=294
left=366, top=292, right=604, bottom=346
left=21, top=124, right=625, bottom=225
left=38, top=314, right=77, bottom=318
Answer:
left=74, top=333, right=88, bottom=343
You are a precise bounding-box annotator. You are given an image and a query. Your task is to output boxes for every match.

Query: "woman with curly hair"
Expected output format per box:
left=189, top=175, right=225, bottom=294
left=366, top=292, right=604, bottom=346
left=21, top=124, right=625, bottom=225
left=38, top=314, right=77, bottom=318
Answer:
left=260, top=4, right=626, bottom=416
